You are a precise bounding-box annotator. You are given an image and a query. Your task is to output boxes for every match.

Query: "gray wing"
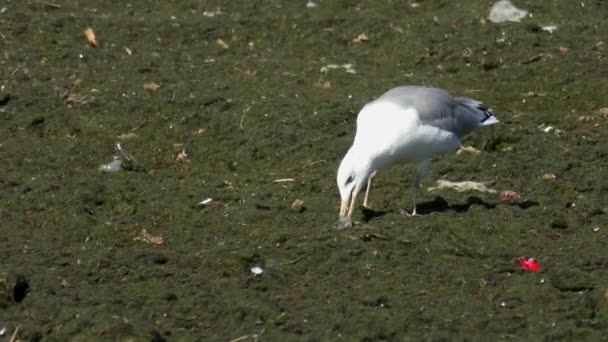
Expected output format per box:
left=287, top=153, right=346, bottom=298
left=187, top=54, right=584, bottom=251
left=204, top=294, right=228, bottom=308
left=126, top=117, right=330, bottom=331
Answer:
left=374, top=86, right=495, bottom=137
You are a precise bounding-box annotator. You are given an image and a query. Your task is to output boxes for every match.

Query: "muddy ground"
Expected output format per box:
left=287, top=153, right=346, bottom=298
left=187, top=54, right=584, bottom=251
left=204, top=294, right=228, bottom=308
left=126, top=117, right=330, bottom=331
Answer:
left=1, top=0, right=608, bottom=340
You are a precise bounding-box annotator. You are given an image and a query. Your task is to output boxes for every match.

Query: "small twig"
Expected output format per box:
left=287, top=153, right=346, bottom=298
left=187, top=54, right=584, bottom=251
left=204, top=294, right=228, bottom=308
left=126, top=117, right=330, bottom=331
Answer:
left=522, top=53, right=544, bottom=65
left=302, top=159, right=326, bottom=169
left=239, top=106, right=251, bottom=130
left=273, top=178, right=294, bottom=183
left=130, top=120, right=148, bottom=132
left=36, top=1, right=61, bottom=8
left=10, top=65, right=22, bottom=77
left=9, top=325, right=20, bottom=342
left=229, top=335, right=248, bottom=342
left=115, top=143, right=137, bottom=164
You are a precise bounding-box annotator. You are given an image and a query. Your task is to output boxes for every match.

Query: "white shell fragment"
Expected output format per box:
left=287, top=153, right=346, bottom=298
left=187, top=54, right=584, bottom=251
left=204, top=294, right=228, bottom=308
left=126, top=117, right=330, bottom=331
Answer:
left=250, top=266, right=264, bottom=275
left=98, top=159, right=122, bottom=172
left=542, top=25, right=558, bottom=33
left=488, top=0, right=528, bottom=23
left=320, top=63, right=357, bottom=74
left=198, top=198, right=214, bottom=206
left=306, top=1, right=318, bottom=8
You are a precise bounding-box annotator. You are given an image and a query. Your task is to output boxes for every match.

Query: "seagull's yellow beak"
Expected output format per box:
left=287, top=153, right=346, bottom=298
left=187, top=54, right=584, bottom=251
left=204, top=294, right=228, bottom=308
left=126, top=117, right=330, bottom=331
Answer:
left=338, top=188, right=357, bottom=229
left=339, top=196, right=350, bottom=219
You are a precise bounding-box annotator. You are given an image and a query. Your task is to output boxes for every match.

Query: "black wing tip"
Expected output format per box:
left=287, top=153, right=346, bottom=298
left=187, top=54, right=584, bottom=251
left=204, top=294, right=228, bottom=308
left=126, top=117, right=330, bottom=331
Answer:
left=478, top=106, right=495, bottom=123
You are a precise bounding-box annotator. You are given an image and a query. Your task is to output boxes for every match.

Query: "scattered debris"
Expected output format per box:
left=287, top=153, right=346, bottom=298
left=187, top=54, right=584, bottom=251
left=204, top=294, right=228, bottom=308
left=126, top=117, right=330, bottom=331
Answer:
left=599, top=107, right=608, bottom=118
left=522, top=53, right=544, bottom=65
left=500, top=190, right=521, bottom=200
left=174, top=149, right=189, bottom=162
left=117, top=132, right=138, bottom=140
left=273, top=178, right=294, bottom=183
left=541, top=25, right=558, bottom=33
left=65, top=92, right=85, bottom=105
left=203, top=8, right=222, bottom=17
left=306, top=1, right=318, bottom=8
left=542, top=173, right=557, bottom=179
left=144, top=82, right=160, bottom=91
left=524, top=91, right=548, bottom=97
left=34, top=1, right=61, bottom=8
left=317, top=80, right=332, bottom=89
left=592, top=226, right=600, bottom=232
left=517, top=256, right=539, bottom=271
left=559, top=46, right=570, bottom=54
left=577, top=115, right=593, bottom=122
left=98, top=158, right=122, bottom=172
left=457, top=145, right=481, bottom=155
left=216, top=38, right=229, bottom=49
left=229, top=335, right=249, bottom=342
left=488, top=0, right=528, bottom=23
left=250, top=266, right=264, bottom=276
left=320, top=63, right=356, bottom=74
left=134, top=229, right=165, bottom=246
left=198, top=198, right=214, bottom=206
left=428, top=180, right=497, bottom=193
left=291, top=198, right=305, bottom=213
left=537, top=124, right=563, bottom=135
left=352, top=33, right=369, bottom=43
left=98, top=143, right=138, bottom=172
left=115, top=143, right=138, bottom=167
left=56, top=87, right=94, bottom=106
left=84, top=27, right=99, bottom=47
left=302, top=159, right=326, bottom=169
left=9, top=326, right=20, bottom=342
left=197, top=197, right=224, bottom=210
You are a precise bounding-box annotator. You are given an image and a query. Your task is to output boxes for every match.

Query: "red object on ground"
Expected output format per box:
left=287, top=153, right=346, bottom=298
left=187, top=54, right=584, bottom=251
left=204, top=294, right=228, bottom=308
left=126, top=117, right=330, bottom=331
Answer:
left=500, top=190, right=521, bottom=200
left=518, top=256, right=539, bottom=271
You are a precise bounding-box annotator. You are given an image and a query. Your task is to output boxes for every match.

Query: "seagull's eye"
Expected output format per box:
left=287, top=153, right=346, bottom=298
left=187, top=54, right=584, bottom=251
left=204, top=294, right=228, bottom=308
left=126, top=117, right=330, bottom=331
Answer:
left=345, top=175, right=354, bottom=185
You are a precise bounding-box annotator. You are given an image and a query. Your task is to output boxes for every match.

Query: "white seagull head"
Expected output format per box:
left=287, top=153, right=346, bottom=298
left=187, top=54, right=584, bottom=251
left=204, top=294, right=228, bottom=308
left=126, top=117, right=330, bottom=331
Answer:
left=336, top=147, right=373, bottom=228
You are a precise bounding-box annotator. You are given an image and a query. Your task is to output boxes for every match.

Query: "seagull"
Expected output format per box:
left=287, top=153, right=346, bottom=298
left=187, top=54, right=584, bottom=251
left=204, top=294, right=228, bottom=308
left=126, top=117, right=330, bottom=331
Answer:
left=336, top=86, right=498, bottom=229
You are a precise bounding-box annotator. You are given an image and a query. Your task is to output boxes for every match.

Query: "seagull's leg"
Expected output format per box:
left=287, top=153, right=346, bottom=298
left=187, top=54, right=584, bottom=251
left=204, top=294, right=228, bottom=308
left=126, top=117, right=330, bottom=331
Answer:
left=363, top=171, right=377, bottom=208
left=410, top=160, right=430, bottom=216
